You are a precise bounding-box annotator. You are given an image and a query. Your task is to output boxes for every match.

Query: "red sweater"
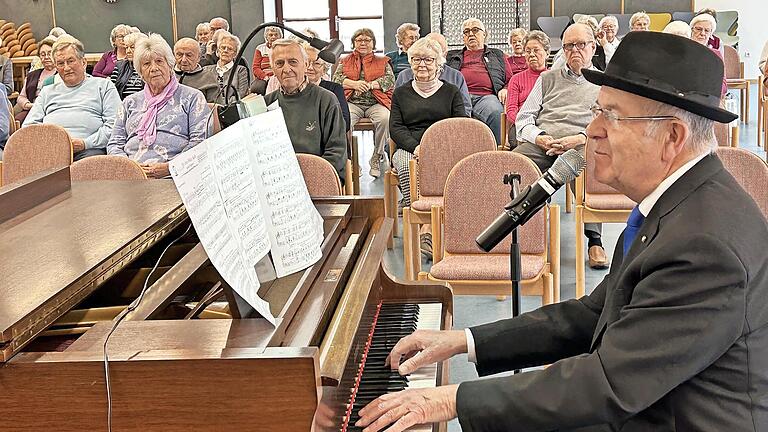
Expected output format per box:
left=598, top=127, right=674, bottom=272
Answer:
left=505, top=67, right=546, bottom=122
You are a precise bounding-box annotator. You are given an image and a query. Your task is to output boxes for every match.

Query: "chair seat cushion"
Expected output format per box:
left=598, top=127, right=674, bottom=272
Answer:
left=585, top=193, right=635, bottom=210
left=411, top=195, right=443, bottom=212
left=430, top=254, right=545, bottom=281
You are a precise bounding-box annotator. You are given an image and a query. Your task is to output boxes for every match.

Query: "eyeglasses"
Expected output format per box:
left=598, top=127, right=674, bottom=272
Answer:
left=562, top=41, right=593, bottom=51
left=410, top=57, right=435, bottom=65
left=590, top=103, right=679, bottom=124
left=601, top=25, right=617, bottom=30
left=524, top=47, right=545, bottom=55
left=55, top=58, right=81, bottom=68
left=462, top=27, right=484, bottom=35
left=218, top=46, right=236, bottom=52
left=354, top=37, right=373, bottom=44
left=691, top=26, right=713, bottom=35
left=310, top=60, right=327, bottom=68
left=402, top=35, right=419, bottom=42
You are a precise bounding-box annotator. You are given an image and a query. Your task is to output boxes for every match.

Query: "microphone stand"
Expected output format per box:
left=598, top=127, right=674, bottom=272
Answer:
left=504, top=173, right=522, bottom=374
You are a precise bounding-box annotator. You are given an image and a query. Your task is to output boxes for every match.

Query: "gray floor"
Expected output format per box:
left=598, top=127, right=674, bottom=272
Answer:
left=354, top=85, right=765, bottom=431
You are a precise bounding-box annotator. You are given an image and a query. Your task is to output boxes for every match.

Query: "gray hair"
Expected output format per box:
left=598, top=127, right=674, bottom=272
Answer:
left=123, top=32, right=147, bottom=48
left=461, top=18, right=487, bottom=37
left=52, top=35, right=85, bottom=60
left=395, top=22, right=420, bottom=46
left=407, top=37, right=445, bottom=68
left=690, top=13, right=717, bottom=32
left=217, top=31, right=242, bottom=53
left=133, top=33, right=175, bottom=71
left=265, top=26, right=283, bottom=38
left=663, top=21, right=692, bottom=38
left=110, top=24, right=131, bottom=46
left=599, top=16, right=619, bottom=28
left=49, top=27, right=67, bottom=38
left=39, top=36, right=57, bottom=50
left=524, top=30, right=551, bottom=54
left=270, top=38, right=309, bottom=66
left=210, top=17, right=230, bottom=31
left=645, top=100, right=716, bottom=154
left=630, top=12, right=651, bottom=27
left=508, top=28, right=528, bottom=44
left=196, top=22, right=211, bottom=34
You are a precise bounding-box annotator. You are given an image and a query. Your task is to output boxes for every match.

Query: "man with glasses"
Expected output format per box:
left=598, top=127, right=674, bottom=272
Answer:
left=514, top=23, right=608, bottom=269
left=598, top=16, right=621, bottom=63
left=446, top=18, right=510, bottom=145
left=354, top=30, right=768, bottom=432
left=386, top=23, right=421, bottom=78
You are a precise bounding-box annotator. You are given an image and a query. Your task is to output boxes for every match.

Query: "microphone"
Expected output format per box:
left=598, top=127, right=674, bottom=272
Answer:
left=476, top=149, right=585, bottom=252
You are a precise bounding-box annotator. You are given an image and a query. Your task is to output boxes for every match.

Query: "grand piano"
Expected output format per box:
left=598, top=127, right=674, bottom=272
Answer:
left=0, top=167, right=453, bottom=431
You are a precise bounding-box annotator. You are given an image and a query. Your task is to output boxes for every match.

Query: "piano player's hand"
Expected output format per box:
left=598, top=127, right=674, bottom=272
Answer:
left=386, top=330, right=467, bottom=376
left=356, top=384, right=459, bottom=432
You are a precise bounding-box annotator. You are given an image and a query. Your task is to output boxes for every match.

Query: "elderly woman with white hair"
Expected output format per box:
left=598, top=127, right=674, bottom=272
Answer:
left=107, top=34, right=210, bottom=178
left=506, top=28, right=528, bottom=76
left=386, top=23, right=421, bottom=78
left=251, top=26, right=282, bottom=85
left=93, top=24, right=134, bottom=78
left=206, top=30, right=250, bottom=104
left=390, top=37, right=466, bottom=208
left=110, top=32, right=148, bottom=100
left=689, top=13, right=727, bottom=98
left=663, top=21, right=692, bottom=38
left=630, top=12, right=651, bottom=32
left=598, top=15, right=621, bottom=63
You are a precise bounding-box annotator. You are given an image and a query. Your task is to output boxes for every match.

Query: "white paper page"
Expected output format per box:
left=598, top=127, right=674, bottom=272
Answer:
left=169, top=141, right=276, bottom=325
left=241, top=109, right=324, bottom=277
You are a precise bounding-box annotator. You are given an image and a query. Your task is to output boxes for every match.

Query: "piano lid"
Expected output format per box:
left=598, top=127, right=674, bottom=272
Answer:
left=0, top=180, right=186, bottom=358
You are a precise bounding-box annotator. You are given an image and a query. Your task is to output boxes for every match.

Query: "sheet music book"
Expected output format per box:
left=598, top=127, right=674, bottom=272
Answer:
left=169, top=108, right=324, bottom=326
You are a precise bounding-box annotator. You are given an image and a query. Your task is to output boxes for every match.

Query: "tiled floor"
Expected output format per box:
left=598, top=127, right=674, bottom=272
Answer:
left=354, top=85, right=765, bottom=431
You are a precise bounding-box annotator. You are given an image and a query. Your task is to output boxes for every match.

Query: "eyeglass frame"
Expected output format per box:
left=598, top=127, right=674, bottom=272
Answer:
left=354, top=37, right=374, bottom=44
left=691, top=26, right=713, bottom=35
left=409, top=56, right=436, bottom=65
left=462, top=27, right=484, bottom=36
left=590, top=103, right=679, bottom=124
left=562, top=40, right=595, bottom=51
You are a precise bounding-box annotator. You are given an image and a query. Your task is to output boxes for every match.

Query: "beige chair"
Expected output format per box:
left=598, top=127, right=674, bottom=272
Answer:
left=2, top=124, right=73, bottom=185
left=70, top=155, right=147, bottom=180
left=724, top=45, right=749, bottom=124
left=402, top=117, right=498, bottom=280
left=758, top=76, right=767, bottom=148
left=574, top=140, right=635, bottom=297
left=296, top=153, right=343, bottom=197
left=500, top=112, right=509, bottom=151
left=647, top=13, right=672, bottom=32
left=344, top=131, right=359, bottom=195
left=715, top=147, right=768, bottom=218
left=6, top=99, right=18, bottom=135
left=425, top=151, right=560, bottom=304
left=207, top=103, right=221, bottom=135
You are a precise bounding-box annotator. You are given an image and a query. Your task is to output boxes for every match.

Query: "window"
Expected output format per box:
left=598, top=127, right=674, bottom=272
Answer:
left=275, top=0, right=384, bottom=52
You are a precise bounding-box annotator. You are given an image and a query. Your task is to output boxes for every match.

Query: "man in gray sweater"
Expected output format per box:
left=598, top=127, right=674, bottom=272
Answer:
left=174, top=38, right=220, bottom=103
left=264, top=39, right=347, bottom=182
left=514, top=23, right=607, bottom=269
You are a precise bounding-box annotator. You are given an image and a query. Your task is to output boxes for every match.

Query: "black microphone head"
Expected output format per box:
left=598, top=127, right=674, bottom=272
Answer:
left=319, top=39, right=344, bottom=63
left=550, top=149, right=585, bottom=184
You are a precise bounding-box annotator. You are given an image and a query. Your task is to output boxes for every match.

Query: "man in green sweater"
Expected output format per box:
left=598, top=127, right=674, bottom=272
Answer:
left=264, top=39, right=347, bottom=182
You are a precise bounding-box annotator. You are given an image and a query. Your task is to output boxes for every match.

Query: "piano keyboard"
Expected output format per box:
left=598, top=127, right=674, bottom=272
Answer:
left=343, top=303, right=443, bottom=432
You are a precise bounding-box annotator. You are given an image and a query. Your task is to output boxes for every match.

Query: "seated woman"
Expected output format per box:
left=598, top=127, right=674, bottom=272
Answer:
left=110, top=32, right=147, bottom=100
left=506, top=28, right=528, bottom=76
left=504, top=30, right=550, bottom=148
left=251, top=26, right=282, bottom=95
left=107, top=34, right=210, bottom=178
left=389, top=37, right=466, bottom=208
left=207, top=31, right=250, bottom=104
left=93, top=24, right=132, bottom=78
left=689, top=13, right=727, bottom=99
left=333, top=28, right=395, bottom=178
left=15, top=37, right=57, bottom=124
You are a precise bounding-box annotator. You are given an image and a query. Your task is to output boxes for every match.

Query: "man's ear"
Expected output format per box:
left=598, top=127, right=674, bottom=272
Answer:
left=661, top=119, right=690, bottom=163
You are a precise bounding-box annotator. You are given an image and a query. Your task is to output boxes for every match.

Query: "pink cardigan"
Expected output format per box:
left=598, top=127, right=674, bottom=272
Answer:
left=505, top=67, right=546, bottom=123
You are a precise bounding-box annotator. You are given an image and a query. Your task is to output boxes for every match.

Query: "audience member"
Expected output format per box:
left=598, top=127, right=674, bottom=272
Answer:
left=598, top=15, right=620, bottom=63
left=208, top=31, right=250, bottom=104
left=386, top=23, right=420, bottom=78
left=506, top=28, right=528, bottom=76
left=209, top=17, right=229, bottom=32
left=630, top=12, right=651, bottom=32
left=514, top=23, right=607, bottom=268
left=251, top=26, right=282, bottom=95
left=663, top=21, right=692, bottom=38
left=695, top=8, right=724, bottom=57
left=552, top=16, right=607, bottom=71
left=0, top=39, right=12, bottom=93
left=304, top=42, right=350, bottom=132
left=0, top=86, right=8, bottom=161
left=446, top=18, right=509, bottom=145
left=25, top=36, right=120, bottom=161
left=390, top=37, right=466, bottom=208
left=195, top=22, right=212, bottom=59
left=15, top=37, right=57, bottom=124
left=760, top=39, right=768, bottom=94
left=689, top=13, right=726, bottom=98
left=48, top=27, right=67, bottom=38
left=265, top=39, right=347, bottom=180
left=174, top=38, right=219, bottom=103
left=108, top=34, right=210, bottom=178
left=505, top=30, right=550, bottom=147
left=395, top=33, right=471, bottom=116
left=201, top=17, right=230, bottom=66
left=93, top=24, right=132, bottom=78
left=333, top=28, right=394, bottom=178
left=110, top=32, right=147, bottom=100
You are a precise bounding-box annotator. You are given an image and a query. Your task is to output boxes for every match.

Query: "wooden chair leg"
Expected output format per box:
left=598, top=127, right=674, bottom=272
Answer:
left=403, top=208, right=420, bottom=280
left=549, top=204, right=561, bottom=303
left=744, top=85, right=750, bottom=125
left=731, top=125, right=739, bottom=148
left=431, top=205, right=443, bottom=264
left=542, top=272, right=554, bottom=305
left=344, top=160, right=354, bottom=195
left=575, top=205, right=586, bottom=298
left=565, top=184, right=573, bottom=213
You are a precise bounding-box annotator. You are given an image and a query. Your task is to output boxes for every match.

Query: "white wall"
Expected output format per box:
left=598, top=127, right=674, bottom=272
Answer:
left=694, top=0, right=767, bottom=79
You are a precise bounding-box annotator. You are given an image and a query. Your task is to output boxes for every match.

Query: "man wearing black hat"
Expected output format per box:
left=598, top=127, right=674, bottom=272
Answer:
left=353, top=31, right=768, bottom=432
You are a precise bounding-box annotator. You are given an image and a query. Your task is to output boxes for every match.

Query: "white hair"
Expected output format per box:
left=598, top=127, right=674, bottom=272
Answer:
left=52, top=35, right=85, bottom=60
left=395, top=22, right=420, bottom=46
left=196, top=22, right=211, bottom=34
left=461, top=18, right=486, bottom=37
left=407, top=37, right=446, bottom=68
left=599, top=16, right=619, bottom=28
left=217, top=31, right=242, bottom=53
left=645, top=100, right=717, bottom=154
left=133, top=33, right=175, bottom=71
left=123, top=32, right=147, bottom=47
left=210, top=17, right=229, bottom=31
left=663, top=21, right=692, bottom=38
left=110, top=24, right=131, bottom=46
left=690, top=13, right=717, bottom=32
left=630, top=12, right=650, bottom=27
left=49, top=27, right=67, bottom=38
left=270, top=38, right=308, bottom=66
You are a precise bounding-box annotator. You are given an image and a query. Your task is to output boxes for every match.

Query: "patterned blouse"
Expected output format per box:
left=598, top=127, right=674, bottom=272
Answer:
left=107, top=83, right=210, bottom=163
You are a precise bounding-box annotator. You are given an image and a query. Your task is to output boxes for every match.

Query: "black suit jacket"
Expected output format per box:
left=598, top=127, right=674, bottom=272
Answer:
left=457, top=154, right=768, bottom=431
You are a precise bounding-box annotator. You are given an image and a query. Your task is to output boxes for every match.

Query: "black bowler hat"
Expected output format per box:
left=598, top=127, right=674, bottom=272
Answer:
left=583, top=31, right=737, bottom=123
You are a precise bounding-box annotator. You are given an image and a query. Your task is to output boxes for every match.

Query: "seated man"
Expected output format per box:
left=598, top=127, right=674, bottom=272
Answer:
left=356, top=31, right=768, bottom=432
left=173, top=37, right=219, bottom=103
left=514, top=23, right=607, bottom=268
left=396, top=32, right=472, bottom=117
left=446, top=18, right=509, bottom=145
left=264, top=39, right=347, bottom=181
left=0, top=85, right=9, bottom=160
left=24, top=36, right=120, bottom=161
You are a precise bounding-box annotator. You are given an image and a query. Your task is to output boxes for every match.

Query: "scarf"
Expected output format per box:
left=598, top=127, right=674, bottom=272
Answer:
left=411, top=75, right=443, bottom=98
left=341, top=51, right=392, bottom=109
left=137, top=75, right=179, bottom=146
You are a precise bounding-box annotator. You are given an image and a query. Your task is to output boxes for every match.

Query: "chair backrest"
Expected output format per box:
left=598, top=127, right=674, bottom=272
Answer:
left=573, top=14, right=605, bottom=25
left=417, top=117, right=497, bottom=197
left=722, top=45, right=742, bottom=79
left=443, top=151, right=546, bottom=255
left=6, top=99, right=17, bottom=135
left=648, top=13, right=672, bottom=32
left=715, top=147, right=768, bottom=218
left=207, top=103, right=221, bottom=135
left=717, top=10, right=739, bottom=36
left=671, top=11, right=695, bottom=23
left=2, top=123, right=72, bottom=185
left=296, top=154, right=342, bottom=197
left=610, top=14, right=632, bottom=38
left=70, top=155, right=147, bottom=180
left=537, top=16, right=570, bottom=41
left=714, top=122, right=730, bottom=147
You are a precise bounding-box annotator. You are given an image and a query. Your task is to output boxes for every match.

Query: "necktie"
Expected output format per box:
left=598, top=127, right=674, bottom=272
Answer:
left=622, top=206, right=646, bottom=256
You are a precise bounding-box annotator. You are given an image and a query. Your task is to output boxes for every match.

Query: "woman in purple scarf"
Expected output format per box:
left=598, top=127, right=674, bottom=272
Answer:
left=107, top=34, right=211, bottom=178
